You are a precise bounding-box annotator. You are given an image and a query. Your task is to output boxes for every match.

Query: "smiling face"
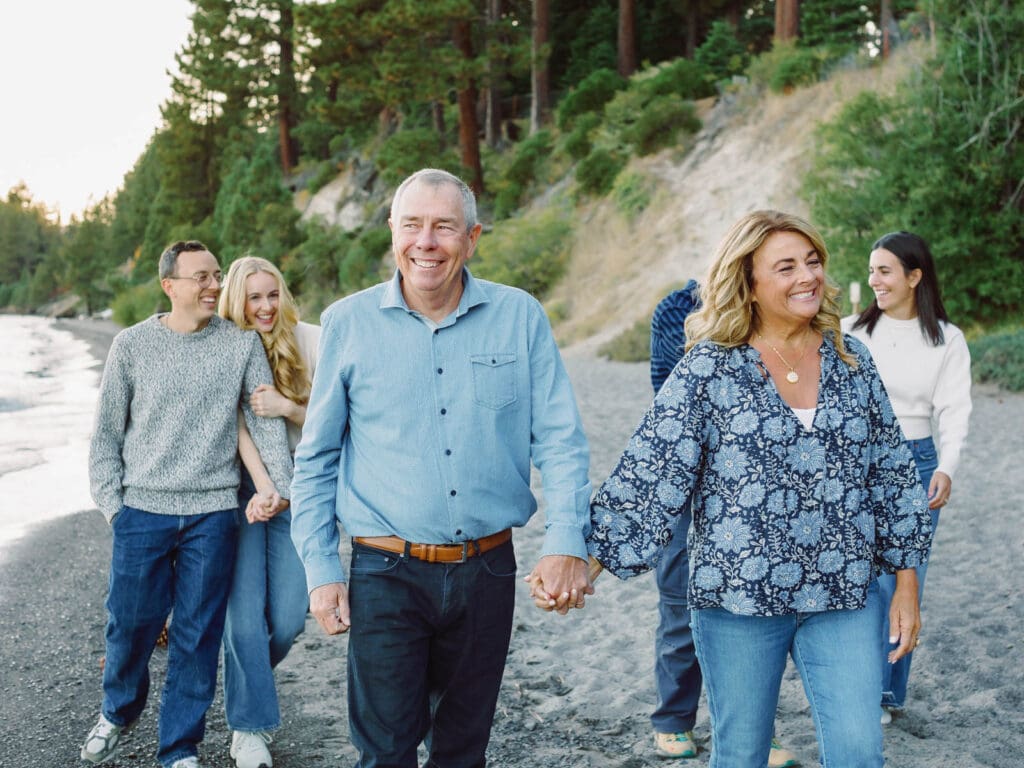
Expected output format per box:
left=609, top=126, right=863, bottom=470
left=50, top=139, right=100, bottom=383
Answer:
left=868, top=247, right=920, bottom=320
left=750, top=230, right=824, bottom=333
left=390, top=179, right=482, bottom=320
left=243, top=270, right=281, bottom=333
left=162, top=248, right=222, bottom=327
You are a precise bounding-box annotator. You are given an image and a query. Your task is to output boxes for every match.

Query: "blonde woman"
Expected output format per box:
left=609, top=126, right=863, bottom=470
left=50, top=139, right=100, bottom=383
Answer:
left=576, top=211, right=933, bottom=767
left=218, top=256, right=320, bottom=768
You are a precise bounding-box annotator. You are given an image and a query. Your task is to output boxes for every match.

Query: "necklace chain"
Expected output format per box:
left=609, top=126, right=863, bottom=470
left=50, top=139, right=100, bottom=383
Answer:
left=757, top=332, right=811, bottom=384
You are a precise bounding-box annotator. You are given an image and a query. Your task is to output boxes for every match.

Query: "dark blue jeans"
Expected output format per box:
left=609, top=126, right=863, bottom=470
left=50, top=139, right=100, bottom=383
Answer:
left=346, top=539, right=517, bottom=768
left=878, top=436, right=940, bottom=709
left=652, top=509, right=702, bottom=733
left=101, top=506, right=238, bottom=767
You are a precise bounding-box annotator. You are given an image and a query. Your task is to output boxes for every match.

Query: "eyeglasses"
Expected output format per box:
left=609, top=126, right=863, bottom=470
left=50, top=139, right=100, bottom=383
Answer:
left=166, top=270, right=223, bottom=289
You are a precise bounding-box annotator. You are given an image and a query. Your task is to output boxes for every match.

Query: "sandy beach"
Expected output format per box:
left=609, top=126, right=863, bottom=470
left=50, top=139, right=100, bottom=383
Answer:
left=1, top=317, right=1021, bottom=768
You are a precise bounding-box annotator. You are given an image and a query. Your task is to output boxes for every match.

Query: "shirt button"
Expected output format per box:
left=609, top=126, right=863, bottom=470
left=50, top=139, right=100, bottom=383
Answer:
left=437, top=367, right=443, bottom=374
left=455, top=528, right=462, bottom=535
left=440, top=408, right=447, bottom=415
left=445, top=449, right=452, bottom=456
left=450, top=489, right=457, bottom=496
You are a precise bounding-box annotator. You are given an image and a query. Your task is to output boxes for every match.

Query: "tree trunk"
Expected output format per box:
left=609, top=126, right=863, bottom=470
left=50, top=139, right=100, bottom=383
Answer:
left=276, top=0, right=297, bottom=174
left=880, top=0, right=894, bottom=59
left=485, top=0, right=504, bottom=148
left=683, top=0, right=698, bottom=59
left=530, top=0, right=550, bottom=134
left=724, top=0, right=742, bottom=29
left=774, top=0, right=799, bottom=42
left=617, top=0, right=637, bottom=76
left=453, top=20, right=484, bottom=194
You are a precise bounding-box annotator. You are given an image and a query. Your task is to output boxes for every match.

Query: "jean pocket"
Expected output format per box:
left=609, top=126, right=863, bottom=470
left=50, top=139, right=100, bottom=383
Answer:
left=479, top=541, right=518, bottom=578
left=470, top=353, right=517, bottom=409
left=350, top=544, right=402, bottom=575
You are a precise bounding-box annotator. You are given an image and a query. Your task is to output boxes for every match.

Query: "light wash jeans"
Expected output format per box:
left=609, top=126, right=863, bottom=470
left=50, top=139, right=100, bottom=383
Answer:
left=692, top=582, right=884, bottom=768
left=102, top=505, right=238, bottom=767
left=879, top=436, right=939, bottom=709
left=222, top=473, right=308, bottom=731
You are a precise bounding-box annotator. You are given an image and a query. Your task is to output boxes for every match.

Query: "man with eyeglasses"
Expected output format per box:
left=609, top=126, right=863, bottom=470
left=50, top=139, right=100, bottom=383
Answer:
left=80, top=240, right=293, bottom=768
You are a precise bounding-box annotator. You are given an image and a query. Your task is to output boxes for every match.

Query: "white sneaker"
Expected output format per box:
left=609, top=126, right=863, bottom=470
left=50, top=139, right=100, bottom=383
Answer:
left=80, top=714, right=127, bottom=764
left=880, top=707, right=893, bottom=725
left=170, top=758, right=201, bottom=768
left=231, top=730, right=273, bottom=768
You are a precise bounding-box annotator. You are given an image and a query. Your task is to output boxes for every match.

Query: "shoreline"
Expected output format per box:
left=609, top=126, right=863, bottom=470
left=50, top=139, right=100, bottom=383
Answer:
left=1, top=319, right=1022, bottom=767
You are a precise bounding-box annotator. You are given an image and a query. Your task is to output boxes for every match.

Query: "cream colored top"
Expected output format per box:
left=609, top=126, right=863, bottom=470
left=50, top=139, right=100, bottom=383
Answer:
left=842, top=313, right=972, bottom=479
left=288, top=321, right=321, bottom=453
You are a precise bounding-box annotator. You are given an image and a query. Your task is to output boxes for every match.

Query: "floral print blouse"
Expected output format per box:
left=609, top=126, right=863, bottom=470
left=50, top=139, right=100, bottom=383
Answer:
left=587, top=334, right=932, bottom=616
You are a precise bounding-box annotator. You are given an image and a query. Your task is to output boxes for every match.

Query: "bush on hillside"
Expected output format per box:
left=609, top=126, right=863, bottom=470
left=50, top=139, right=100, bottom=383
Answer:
left=640, top=57, right=716, bottom=101
left=748, top=40, right=827, bottom=93
left=472, top=208, right=572, bottom=299
left=598, top=319, right=650, bottom=362
left=611, top=171, right=654, bottom=220
left=621, top=96, right=700, bottom=156
left=696, top=20, right=750, bottom=80
left=971, top=330, right=1024, bottom=392
left=556, top=68, right=626, bottom=130
left=575, top=148, right=626, bottom=197
left=493, top=131, right=554, bottom=219
left=560, top=113, right=601, bottom=161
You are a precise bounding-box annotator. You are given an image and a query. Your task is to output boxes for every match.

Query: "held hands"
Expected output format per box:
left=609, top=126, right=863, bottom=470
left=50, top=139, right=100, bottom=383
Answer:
left=310, top=582, right=351, bottom=636
left=250, top=383, right=293, bottom=420
left=524, top=555, right=601, bottom=615
left=245, top=490, right=289, bottom=523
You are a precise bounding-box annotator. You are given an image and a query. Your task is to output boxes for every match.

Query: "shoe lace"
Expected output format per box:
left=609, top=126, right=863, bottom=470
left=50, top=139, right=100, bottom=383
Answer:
left=237, top=731, right=273, bottom=750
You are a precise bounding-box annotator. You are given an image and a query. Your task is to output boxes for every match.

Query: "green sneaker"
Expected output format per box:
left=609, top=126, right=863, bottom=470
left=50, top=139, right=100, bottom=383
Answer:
left=655, top=731, right=698, bottom=758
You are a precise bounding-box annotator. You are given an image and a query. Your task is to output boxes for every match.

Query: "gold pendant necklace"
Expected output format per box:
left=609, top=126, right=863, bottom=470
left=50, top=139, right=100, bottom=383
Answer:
left=757, top=332, right=810, bottom=384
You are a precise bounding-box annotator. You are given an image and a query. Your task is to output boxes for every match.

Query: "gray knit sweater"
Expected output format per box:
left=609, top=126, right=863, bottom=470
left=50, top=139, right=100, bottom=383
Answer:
left=89, top=315, right=293, bottom=522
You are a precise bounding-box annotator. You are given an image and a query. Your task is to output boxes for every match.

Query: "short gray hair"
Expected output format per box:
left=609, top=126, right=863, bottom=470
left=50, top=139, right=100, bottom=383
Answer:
left=390, top=169, right=477, bottom=231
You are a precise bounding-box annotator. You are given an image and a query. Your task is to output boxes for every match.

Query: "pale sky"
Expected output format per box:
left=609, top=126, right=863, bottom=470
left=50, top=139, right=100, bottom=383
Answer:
left=1, top=1, right=194, bottom=220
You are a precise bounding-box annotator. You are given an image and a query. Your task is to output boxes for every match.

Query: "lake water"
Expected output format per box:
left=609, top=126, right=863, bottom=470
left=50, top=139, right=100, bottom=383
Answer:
left=0, top=314, right=99, bottom=555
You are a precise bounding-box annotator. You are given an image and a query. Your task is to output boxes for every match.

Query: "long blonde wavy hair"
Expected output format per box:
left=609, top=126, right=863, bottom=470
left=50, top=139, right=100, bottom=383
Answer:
left=219, top=256, right=312, bottom=404
left=684, top=210, right=855, bottom=366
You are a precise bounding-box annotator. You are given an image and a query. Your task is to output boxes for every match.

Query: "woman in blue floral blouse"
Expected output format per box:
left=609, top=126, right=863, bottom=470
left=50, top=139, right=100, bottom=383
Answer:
left=583, top=211, right=932, bottom=767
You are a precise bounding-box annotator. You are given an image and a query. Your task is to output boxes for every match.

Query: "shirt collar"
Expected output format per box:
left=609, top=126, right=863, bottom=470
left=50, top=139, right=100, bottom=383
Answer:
left=379, top=267, right=490, bottom=322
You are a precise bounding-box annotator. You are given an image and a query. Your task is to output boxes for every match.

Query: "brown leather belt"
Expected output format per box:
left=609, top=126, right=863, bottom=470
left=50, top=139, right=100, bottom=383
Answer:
left=353, top=528, right=512, bottom=563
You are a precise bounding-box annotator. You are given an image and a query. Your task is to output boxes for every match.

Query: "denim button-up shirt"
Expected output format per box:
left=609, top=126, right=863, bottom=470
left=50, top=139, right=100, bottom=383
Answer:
left=588, top=335, right=932, bottom=616
left=291, top=269, right=592, bottom=591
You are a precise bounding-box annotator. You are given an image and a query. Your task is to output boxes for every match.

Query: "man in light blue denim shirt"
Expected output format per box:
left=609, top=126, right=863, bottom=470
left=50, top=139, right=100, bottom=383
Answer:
left=290, top=168, right=592, bottom=768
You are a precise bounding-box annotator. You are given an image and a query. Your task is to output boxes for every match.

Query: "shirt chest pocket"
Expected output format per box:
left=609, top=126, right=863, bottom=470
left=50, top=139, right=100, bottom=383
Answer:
left=470, top=353, right=517, bottom=409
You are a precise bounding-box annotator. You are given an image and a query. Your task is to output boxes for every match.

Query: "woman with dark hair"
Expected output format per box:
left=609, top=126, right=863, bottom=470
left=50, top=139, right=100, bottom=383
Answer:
left=843, top=231, right=972, bottom=722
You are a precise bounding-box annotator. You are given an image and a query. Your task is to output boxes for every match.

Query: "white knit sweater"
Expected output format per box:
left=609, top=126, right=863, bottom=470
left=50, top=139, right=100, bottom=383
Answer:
left=842, top=313, right=972, bottom=479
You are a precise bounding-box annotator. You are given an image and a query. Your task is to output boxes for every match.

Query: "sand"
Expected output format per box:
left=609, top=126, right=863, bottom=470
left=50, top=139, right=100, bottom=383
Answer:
left=0, top=318, right=1021, bottom=768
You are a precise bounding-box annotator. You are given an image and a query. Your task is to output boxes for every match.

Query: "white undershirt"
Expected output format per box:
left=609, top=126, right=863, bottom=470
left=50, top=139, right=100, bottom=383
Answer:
left=791, top=406, right=816, bottom=431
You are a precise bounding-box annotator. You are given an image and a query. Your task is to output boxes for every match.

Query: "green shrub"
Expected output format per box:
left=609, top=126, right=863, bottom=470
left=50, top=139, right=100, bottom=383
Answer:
left=556, top=68, right=626, bottom=130
left=598, top=319, right=650, bottom=362
left=696, top=20, right=750, bottom=81
left=561, top=113, right=601, bottom=161
left=111, top=278, right=168, bottom=326
left=621, top=96, right=700, bottom=156
left=970, top=330, right=1024, bottom=392
left=611, top=171, right=653, bottom=220
left=748, top=40, right=827, bottom=93
left=472, top=207, right=572, bottom=299
left=493, top=131, right=554, bottom=219
left=641, top=57, right=715, bottom=101
left=339, top=225, right=391, bottom=290
left=308, top=160, right=340, bottom=194
left=575, top=148, right=626, bottom=197
left=375, top=128, right=459, bottom=187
